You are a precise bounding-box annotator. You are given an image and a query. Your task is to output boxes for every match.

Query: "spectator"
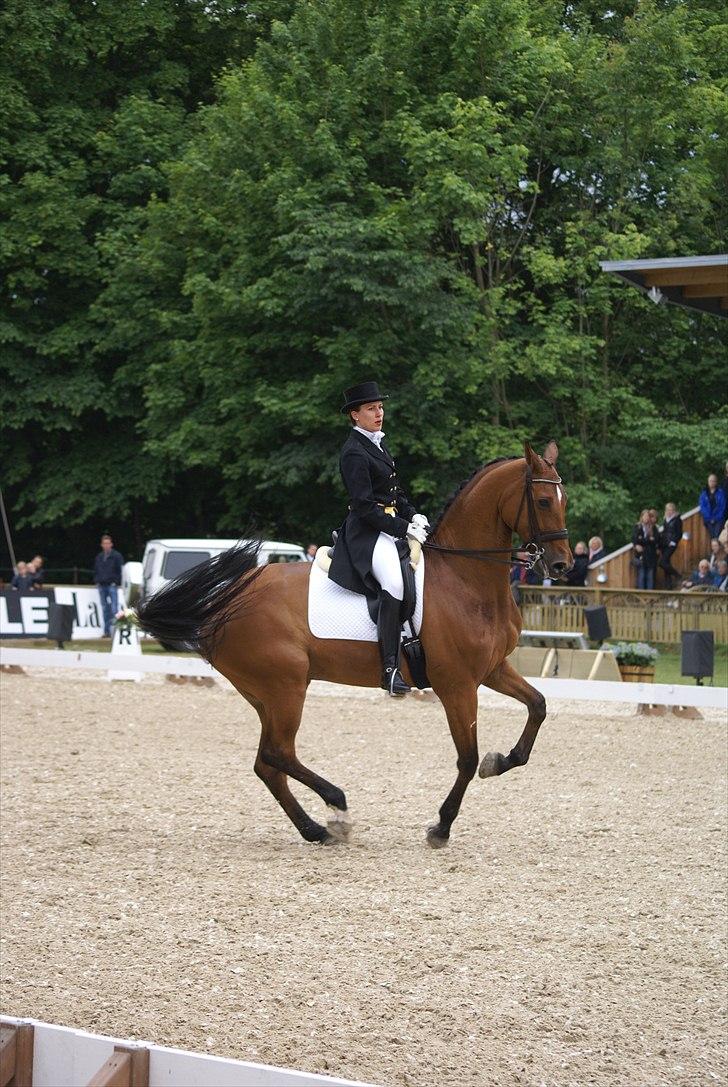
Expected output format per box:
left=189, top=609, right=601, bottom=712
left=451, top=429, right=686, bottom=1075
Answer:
left=708, top=538, right=726, bottom=572
left=714, top=559, right=728, bottom=592
left=28, top=554, right=45, bottom=588
left=719, top=520, right=728, bottom=550
left=699, top=473, right=726, bottom=539
left=93, top=533, right=124, bottom=637
left=632, top=509, right=659, bottom=590
left=305, top=544, right=317, bottom=562
left=10, top=561, right=34, bottom=591
left=587, top=536, right=605, bottom=564
left=681, top=559, right=713, bottom=590
left=658, top=502, right=683, bottom=590
left=564, top=541, right=589, bottom=586
left=720, top=461, right=728, bottom=507
left=648, top=508, right=658, bottom=526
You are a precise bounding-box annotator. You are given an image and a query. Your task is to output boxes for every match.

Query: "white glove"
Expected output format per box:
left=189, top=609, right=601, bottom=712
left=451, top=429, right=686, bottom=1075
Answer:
left=407, top=521, right=427, bottom=545
left=411, top=513, right=430, bottom=531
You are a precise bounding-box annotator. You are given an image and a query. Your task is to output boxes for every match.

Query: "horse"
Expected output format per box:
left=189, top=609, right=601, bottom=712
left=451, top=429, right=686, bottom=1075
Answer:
left=135, top=440, right=571, bottom=847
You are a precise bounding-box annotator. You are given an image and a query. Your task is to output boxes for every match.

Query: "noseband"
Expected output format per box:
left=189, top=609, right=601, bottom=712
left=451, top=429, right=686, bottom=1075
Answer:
left=423, top=466, right=569, bottom=570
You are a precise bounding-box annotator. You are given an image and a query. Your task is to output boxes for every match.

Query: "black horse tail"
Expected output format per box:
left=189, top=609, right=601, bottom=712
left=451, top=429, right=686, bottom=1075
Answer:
left=135, top=539, right=264, bottom=662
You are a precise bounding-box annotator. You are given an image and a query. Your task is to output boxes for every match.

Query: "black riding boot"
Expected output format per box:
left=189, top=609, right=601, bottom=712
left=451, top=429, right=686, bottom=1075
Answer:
left=377, top=590, right=411, bottom=697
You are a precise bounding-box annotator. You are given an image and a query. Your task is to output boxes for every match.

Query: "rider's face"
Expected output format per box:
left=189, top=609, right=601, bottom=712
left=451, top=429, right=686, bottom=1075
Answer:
left=352, top=400, right=384, bottom=432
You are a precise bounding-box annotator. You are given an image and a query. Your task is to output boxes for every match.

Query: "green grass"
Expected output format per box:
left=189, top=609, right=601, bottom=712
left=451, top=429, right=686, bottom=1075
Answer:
left=603, top=642, right=727, bottom=687
left=0, top=638, right=189, bottom=657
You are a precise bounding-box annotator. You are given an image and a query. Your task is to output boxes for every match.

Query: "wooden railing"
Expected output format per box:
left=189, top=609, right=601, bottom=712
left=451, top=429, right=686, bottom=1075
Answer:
left=586, top=506, right=712, bottom=589
left=518, top=585, right=727, bottom=644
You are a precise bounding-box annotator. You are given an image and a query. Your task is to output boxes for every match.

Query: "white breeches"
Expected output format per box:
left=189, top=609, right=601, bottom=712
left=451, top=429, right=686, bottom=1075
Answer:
left=372, top=532, right=404, bottom=600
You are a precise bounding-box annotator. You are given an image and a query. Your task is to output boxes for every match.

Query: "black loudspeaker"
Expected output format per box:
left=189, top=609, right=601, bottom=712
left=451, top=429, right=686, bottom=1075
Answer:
left=681, top=630, right=714, bottom=680
left=47, top=603, right=75, bottom=647
left=584, top=604, right=611, bottom=643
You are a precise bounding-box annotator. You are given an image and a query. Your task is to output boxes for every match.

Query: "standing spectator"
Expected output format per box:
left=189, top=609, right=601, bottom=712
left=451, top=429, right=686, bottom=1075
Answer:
left=648, top=508, right=658, bottom=529
left=699, top=473, right=727, bottom=539
left=10, top=561, right=33, bottom=591
left=720, top=461, right=728, bottom=507
left=708, top=538, right=726, bottom=572
left=658, top=502, right=683, bottom=589
left=94, top=533, right=124, bottom=637
left=632, top=509, right=659, bottom=590
left=305, top=543, right=317, bottom=562
left=588, top=536, right=605, bottom=564
left=564, top=541, right=589, bottom=586
left=28, top=554, right=45, bottom=588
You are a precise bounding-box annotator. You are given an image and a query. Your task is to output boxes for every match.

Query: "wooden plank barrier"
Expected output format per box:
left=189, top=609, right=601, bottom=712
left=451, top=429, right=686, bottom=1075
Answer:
left=87, top=1045, right=149, bottom=1087
left=0, top=1021, right=34, bottom=1087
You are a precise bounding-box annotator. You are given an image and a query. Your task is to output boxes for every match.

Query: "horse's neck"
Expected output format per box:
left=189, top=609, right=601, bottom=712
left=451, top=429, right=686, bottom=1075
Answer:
left=431, top=461, right=518, bottom=592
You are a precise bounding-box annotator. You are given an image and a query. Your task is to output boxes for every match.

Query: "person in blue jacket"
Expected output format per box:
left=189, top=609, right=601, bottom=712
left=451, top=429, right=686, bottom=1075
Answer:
left=93, top=533, right=124, bottom=637
left=699, top=473, right=727, bottom=539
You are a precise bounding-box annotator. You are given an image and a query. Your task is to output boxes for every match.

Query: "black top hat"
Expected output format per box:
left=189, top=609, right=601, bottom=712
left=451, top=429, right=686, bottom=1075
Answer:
left=340, top=380, right=389, bottom=415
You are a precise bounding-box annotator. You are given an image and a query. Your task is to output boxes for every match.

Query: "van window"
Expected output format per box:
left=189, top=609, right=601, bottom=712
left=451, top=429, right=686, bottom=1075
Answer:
left=162, top=550, right=212, bottom=579
left=265, top=552, right=304, bottom=564
left=142, top=548, right=157, bottom=579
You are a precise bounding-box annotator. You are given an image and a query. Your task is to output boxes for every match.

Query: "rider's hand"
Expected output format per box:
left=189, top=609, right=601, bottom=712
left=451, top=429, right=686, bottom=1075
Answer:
left=411, top=513, right=430, bottom=531
left=407, top=521, right=428, bottom=545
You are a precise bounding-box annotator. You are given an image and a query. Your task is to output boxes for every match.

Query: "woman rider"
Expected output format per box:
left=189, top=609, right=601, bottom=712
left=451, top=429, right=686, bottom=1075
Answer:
left=328, top=381, right=429, bottom=697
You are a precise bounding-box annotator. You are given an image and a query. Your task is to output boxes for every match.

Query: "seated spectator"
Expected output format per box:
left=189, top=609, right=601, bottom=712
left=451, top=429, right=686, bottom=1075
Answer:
left=714, top=559, right=728, bottom=592
left=564, top=541, right=589, bottom=586
left=588, top=536, right=605, bottom=564
left=658, top=502, right=683, bottom=590
left=708, top=538, right=726, bottom=571
left=28, top=554, right=45, bottom=587
left=10, top=561, right=34, bottom=591
left=681, top=559, right=714, bottom=590
left=699, top=473, right=727, bottom=539
left=632, top=509, right=659, bottom=590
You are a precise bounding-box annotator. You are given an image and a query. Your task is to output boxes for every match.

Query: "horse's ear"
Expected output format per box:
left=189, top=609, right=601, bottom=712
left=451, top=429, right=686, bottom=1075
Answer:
left=543, top=439, right=559, bottom=465
left=524, top=441, right=538, bottom=466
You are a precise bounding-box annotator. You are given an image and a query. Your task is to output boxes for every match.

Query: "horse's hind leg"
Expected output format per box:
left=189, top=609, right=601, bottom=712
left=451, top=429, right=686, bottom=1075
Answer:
left=478, top=660, right=546, bottom=778
left=426, top=684, right=479, bottom=848
left=247, top=688, right=351, bottom=843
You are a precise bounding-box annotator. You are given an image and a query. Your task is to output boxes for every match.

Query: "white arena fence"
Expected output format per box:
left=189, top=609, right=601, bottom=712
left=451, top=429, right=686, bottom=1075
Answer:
left=1, top=646, right=725, bottom=710
left=0, top=1016, right=376, bottom=1087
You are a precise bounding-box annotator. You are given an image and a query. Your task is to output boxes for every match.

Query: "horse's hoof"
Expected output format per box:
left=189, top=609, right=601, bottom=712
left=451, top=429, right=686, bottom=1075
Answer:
left=326, top=806, right=353, bottom=839
left=479, top=751, right=504, bottom=778
left=320, top=831, right=341, bottom=846
left=426, top=824, right=449, bottom=849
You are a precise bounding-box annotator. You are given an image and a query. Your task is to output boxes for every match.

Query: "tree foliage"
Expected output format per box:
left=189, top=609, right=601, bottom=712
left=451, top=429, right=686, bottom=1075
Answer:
left=2, top=0, right=726, bottom=565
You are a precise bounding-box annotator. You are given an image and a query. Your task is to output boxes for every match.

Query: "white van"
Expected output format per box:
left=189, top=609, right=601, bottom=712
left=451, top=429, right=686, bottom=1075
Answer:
left=139, top=538, right=306, bottom=602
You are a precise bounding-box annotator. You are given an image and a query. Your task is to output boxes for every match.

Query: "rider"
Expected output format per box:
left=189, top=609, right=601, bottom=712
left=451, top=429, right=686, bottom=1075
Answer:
left=328, top=381, right=429, bottom=697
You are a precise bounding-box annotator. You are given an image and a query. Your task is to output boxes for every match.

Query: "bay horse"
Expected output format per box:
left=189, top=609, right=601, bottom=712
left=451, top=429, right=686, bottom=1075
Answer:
left=136, top=440, right=571, bottom=847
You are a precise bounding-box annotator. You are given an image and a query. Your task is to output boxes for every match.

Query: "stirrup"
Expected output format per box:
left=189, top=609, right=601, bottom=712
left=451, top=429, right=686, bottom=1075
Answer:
left=382, top=666, right=410, bottom=698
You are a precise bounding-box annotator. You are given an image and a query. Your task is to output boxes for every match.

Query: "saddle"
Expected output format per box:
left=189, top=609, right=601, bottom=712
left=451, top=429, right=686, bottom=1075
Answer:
left=315, top=536, right=430, bottom=689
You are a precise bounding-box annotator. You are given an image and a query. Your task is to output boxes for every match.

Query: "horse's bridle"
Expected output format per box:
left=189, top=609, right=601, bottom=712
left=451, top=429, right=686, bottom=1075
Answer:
left=423, top=466, right=569, bottom=571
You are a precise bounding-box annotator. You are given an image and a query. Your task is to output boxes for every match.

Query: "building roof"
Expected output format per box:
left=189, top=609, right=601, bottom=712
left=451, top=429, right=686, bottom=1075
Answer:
left=599, top=254, right=728, bottom=318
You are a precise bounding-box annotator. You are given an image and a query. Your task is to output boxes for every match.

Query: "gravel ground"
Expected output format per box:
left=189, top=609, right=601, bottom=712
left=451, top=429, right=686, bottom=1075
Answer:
left=1, top=671, right=726, bottom=1087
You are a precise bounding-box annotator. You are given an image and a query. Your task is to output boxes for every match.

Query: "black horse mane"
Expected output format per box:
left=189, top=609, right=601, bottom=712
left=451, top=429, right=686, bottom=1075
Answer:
left=428, top=456, right=520, bottom=536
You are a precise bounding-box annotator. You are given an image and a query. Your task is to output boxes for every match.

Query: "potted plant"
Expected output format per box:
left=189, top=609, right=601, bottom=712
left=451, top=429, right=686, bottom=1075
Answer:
left=610, top=641, right=659, bottom=683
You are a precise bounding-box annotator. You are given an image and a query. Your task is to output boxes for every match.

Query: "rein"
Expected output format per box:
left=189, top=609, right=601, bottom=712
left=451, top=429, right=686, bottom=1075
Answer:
left=423, top=467, right=568, bottom=571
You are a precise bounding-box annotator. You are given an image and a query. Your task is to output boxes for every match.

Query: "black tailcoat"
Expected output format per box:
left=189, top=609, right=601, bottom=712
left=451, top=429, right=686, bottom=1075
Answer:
left=329, top=430, right=417, bottom=599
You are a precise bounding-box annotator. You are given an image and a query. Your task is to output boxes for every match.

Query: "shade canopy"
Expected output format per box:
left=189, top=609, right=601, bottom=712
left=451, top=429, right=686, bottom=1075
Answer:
left=599, top=254, right=728, bottom=318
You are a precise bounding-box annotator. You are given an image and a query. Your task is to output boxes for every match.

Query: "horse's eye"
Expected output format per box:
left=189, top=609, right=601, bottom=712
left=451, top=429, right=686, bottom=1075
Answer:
left=538, top=498, right=550, bottom=508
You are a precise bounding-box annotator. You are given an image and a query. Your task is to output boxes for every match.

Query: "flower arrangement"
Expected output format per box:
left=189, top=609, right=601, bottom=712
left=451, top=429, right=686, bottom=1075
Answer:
left=114, top=607, right=139, bottom=630
left=609, top=641, right=659, bottom=666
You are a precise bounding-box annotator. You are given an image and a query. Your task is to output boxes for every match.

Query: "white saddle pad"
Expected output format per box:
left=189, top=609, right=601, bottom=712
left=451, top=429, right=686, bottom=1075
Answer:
left=308, top=554, right=425, bottom=641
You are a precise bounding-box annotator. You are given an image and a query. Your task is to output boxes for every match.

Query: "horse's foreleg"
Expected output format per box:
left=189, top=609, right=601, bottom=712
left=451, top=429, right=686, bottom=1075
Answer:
left=478, top=660, right=546, bottom=778
left=426, top=684, right=479, bottom=849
